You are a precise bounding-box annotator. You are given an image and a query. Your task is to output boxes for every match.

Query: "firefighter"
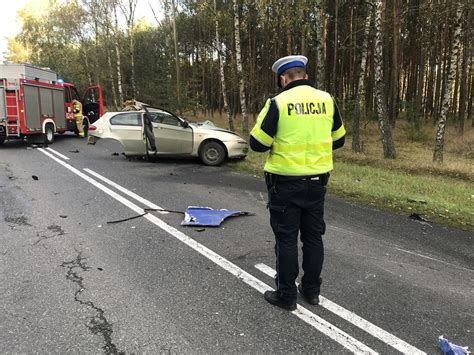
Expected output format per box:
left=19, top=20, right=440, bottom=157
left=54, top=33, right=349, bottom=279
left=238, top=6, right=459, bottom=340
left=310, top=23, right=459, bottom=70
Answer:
left=250, top=55, right=346, bottom=311
left=72, top=99, right=85, bottom=137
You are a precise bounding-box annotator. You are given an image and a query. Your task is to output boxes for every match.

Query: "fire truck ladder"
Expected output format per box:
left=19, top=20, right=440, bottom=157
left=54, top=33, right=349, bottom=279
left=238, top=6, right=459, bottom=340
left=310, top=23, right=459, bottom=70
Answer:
left=3, top=79, right=21, bottom=137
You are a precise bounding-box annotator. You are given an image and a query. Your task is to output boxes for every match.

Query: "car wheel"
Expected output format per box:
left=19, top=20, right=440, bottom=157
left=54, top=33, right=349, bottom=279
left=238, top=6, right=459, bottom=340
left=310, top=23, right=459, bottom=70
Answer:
left=199, top=141, right=226, bottom=166
left=0, top=137, right=4, bottom=145
left=44, top=124, right=54, bottom=144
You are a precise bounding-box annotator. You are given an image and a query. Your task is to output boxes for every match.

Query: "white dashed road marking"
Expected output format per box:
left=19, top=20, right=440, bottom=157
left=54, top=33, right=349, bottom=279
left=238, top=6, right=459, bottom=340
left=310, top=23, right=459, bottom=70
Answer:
left=46, top=147, right=70, bottom=160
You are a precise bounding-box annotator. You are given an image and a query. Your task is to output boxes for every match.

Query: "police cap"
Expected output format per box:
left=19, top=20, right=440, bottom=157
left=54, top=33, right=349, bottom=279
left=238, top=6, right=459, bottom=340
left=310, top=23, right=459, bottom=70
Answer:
left=272, top=55, right=308, bottom=76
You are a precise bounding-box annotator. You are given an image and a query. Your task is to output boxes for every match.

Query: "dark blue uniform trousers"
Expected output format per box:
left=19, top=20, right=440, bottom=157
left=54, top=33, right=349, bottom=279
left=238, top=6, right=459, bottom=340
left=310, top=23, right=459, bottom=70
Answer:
left=267, top=178, right=326, bottom=303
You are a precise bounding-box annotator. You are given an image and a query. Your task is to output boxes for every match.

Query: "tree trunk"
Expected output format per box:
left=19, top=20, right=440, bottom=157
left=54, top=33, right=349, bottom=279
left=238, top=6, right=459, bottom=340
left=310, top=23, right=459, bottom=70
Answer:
left=315, top=0, right=325, bottom=85
left=331, top=0, right=338, bottom=95
left=352, top=4, right=372, bottom=153
left=171, top=0, right=181, bottom=112
left=373, top=0, right=396, bottom=159
left=107, top=47, right=118, bottom=110
left=113, top=4, right=124, bottom=105
left=433, top=5, right=463, bottom=163
left=389, top=0, right=399, bottom=122
left=233, top=0, right=249, bottom=137
left=457, top=30, right=468, bottom=134
left=214, top=0, right=233, bottom=131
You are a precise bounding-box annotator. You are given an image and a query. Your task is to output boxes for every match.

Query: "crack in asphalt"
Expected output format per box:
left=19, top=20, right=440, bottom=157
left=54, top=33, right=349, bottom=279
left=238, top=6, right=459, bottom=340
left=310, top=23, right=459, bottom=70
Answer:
left=33, top=225, right=66, bottom=246
left=61, top=253, right=124, bottom=355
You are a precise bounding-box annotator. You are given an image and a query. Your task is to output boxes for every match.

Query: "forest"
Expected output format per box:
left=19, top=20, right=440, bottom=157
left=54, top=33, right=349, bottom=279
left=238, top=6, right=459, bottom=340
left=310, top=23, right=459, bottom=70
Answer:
left=5, top=0, right=473, bottom=163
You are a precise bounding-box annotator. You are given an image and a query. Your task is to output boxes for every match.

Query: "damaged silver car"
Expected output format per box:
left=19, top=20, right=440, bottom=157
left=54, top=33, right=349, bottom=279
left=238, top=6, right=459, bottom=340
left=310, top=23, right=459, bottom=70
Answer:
left=87, top=106, right=248, bottom=166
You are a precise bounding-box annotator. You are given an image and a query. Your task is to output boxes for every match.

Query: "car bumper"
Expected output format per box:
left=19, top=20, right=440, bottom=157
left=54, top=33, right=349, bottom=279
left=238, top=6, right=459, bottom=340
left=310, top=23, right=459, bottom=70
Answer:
left=225, top=140, right=248, bottom=158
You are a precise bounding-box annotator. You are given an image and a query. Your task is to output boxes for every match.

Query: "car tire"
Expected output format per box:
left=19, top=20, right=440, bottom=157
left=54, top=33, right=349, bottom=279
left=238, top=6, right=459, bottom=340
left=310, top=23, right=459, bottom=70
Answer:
left=44, top=124, right=54, bottom=144
left=199, top=141, right=226, bottom=166
left=0, top=137, right=4, bottom=145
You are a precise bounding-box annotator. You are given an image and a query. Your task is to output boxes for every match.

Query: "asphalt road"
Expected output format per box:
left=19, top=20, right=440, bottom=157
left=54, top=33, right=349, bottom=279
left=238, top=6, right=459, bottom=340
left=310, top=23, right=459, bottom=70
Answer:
left=1, top=134, right=472, bottom=354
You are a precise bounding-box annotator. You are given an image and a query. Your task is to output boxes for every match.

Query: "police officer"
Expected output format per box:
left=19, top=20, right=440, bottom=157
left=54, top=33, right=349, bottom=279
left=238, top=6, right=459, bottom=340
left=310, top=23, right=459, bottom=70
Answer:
left=250, top=55, right=346, bottom=311
left=72, top=99, right=85, bottom=137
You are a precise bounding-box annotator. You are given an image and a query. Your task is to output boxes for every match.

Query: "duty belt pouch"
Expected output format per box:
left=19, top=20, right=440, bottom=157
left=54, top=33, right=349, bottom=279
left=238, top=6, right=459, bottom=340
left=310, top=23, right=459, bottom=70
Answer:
left=320, top=173, right=330, bottom=186
left=264, top=173, right=277, bottom=193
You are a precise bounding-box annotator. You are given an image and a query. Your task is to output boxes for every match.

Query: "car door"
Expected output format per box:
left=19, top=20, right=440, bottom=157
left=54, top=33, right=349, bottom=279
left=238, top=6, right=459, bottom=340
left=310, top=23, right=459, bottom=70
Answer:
left=149, top=109, right=193, bottom=154
left=82, top=85, right=104, bottom=124
left=109, top=112, right=145, bottom=156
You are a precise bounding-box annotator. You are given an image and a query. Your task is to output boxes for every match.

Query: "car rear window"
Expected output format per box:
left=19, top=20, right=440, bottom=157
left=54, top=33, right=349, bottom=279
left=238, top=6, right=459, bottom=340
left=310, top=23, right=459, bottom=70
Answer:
left=110, top=113, right=141, bottom=126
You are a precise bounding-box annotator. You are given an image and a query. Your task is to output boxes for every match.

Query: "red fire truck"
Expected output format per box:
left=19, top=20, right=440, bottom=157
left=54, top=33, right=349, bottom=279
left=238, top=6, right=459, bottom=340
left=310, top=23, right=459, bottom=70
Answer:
left=0, top=63, right=104, bottom=145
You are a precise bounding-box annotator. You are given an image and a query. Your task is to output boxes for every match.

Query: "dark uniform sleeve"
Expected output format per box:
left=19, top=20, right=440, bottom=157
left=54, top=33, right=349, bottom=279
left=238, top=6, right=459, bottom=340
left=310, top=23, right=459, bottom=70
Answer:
left=331, top=99, right=346, bottom=150
left=249, top=99, right=279, bottom=152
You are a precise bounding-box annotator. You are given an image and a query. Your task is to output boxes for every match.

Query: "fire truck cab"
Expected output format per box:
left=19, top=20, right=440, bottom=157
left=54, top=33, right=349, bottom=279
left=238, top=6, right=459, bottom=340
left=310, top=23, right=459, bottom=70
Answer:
left=0, top=63, right=103, bottom=145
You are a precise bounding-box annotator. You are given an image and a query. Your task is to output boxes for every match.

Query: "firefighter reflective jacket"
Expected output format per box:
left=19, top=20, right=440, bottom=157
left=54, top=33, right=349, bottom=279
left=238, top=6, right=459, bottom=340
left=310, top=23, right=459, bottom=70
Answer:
left=250, top=80, right=346, bottom=176
left=72, top=100, right=83, bottom=119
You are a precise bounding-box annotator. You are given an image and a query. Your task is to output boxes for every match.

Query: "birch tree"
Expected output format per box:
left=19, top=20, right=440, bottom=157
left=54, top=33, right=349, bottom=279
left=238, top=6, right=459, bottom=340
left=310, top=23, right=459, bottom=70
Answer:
left=433, top=4, right=464, bottom=162
left=214, top=0, right=233, bottom=131
left=373, top=0, right=396, bottom=159
left=112, top=1, right=124, bottom=105
left=315, top=0, right=325, bottom=84
left=171, top=0, right=181, bottom=111
left=233, top=0, right=248, bottom=136
left=119, top=0, right=138, bottom=98
left=352, top=3, right=372, bottom=153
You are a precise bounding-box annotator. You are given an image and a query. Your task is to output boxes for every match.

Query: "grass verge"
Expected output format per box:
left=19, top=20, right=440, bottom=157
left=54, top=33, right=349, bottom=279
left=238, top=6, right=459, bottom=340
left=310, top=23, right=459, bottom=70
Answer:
left=228, top=151, right=473, bottom=231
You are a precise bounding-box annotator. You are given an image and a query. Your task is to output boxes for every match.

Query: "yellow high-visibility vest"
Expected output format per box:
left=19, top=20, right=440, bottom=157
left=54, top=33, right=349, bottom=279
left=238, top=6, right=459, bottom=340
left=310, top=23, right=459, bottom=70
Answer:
left=252, top=85, right=345, bottom=176
left=72, top=100, right=83, bottom=119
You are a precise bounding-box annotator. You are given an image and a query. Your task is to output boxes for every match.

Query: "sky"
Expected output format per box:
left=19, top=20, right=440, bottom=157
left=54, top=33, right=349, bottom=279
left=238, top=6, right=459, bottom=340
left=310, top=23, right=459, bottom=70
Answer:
left=0, top=0, right=161, bottom=62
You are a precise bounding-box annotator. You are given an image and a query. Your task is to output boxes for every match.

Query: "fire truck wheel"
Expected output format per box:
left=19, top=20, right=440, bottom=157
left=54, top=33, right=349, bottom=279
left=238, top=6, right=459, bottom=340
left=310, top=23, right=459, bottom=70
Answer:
left=44, top=124, right=54, bottom=144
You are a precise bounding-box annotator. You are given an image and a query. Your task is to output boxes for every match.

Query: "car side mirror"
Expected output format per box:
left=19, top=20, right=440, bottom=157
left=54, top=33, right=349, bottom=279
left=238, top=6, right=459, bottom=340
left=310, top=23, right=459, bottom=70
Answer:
left=181, top=120, right=189, bottom=128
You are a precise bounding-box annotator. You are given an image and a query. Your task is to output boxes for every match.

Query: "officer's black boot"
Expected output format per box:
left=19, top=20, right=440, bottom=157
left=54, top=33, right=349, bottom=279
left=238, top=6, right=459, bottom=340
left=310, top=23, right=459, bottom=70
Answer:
left=264, top=290, right=297, bottom=311
left=298, top=283, right=319, bottom=305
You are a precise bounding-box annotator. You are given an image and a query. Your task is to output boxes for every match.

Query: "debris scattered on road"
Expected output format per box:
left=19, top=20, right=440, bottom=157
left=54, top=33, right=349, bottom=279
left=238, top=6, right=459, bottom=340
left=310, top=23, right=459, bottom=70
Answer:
left=407, top=198, right=427, bottom=204
left=182, top=206, right=255, bottom=227
left=409, top=213, right=428, bottom=222
left=107, top=212, right=147, bottom=224
left=32, top=175, right=38, bottom=180
left=97, top=267, right=103, bottom=271
left=97, top=225, right=102, bottom=228
left=69, top=149, right=80, bottom=153
left=409, top=213, right=432, bottom=227
left=107, top=208, right=183, bottom=224
left=59, top=215, right=67, bottom=218
left=439, top=335, right=469, bottom=355
left=105, top=207, right=254, bottom=228
left=112, top=152, right=119, bottom=156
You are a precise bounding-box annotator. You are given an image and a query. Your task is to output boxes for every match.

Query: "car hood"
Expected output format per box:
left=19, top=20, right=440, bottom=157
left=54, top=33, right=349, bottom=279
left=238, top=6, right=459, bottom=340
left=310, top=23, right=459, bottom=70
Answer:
left=189, top=122, right=241, bottom=137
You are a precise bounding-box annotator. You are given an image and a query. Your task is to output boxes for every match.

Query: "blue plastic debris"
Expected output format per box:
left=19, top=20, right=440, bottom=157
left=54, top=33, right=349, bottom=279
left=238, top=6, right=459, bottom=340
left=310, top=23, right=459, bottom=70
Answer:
left=181, top=206, right=255, bottom=227
left=439, top=335, right=470, bottom=355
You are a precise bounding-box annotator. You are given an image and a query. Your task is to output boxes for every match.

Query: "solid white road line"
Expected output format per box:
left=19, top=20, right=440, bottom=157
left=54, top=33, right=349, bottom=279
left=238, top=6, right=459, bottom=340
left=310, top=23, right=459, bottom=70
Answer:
left=254, top=263, right=426, bottom=355
left=84, top=168, right=168, bottom=214
left=37, top=149, right=377, bottom=354
left=45, top=147, right=70, bottom=160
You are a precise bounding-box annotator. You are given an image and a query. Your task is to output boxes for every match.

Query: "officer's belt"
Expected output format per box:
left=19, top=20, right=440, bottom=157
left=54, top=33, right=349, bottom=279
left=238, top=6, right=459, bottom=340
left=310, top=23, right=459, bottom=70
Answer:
left=265, top=172, right=328, bottom=182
